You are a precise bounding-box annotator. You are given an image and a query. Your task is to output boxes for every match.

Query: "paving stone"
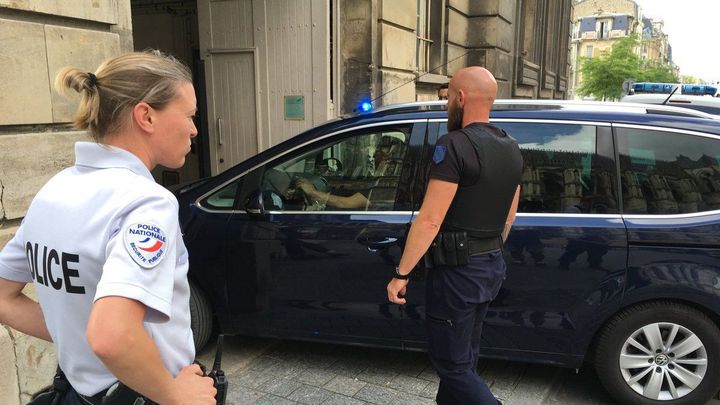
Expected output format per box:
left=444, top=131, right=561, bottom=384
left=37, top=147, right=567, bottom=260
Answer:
left=258, top=376, right=303, bottom=397
left=287, top=384, right=334, bottom=405
left=387, top=374, right=430, bottom=396
left=256, top=394, right=298, bottom=405
left=247, top=355, right=283, bottom=373
left=326, top=361, right=365, bottom=378
left=230, top=369, right=274, bottom=389
left=480, top=361, right=525, bottom=400
left=226, top=385, right=264, bottom=405
left=353, top=384, right=401, bottom=405
left=297, top=367, right=337, bottom=387
left=418, top=381, right=439, bottom=399
left=416, top=367, right=439, bottom=383
left=321, top=393, right=369, bottom=405
left=393, top=391, right=435, bottom=405
left=266, top=359, right=309, bottom=379
left=384, top=353, right=429, bottom=377
left=356, top=367, right=398, bottom=386
left=503, top=364, right=562, bottom=405
left=324, top=375, right=367, bottom=396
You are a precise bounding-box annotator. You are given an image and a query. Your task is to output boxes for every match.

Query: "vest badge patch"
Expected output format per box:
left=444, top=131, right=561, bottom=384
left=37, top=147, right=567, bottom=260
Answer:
left=433, top=144, right=447, bottom=164
left=124, top=223, right=168, bottom=269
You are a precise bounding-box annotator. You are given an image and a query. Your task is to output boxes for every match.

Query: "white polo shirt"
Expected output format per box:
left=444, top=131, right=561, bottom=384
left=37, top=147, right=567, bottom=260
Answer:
left=0, top=142, right=194, bottom=395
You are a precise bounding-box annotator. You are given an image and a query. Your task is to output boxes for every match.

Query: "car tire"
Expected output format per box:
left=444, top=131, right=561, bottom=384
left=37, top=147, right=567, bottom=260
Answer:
left=594, top=301, right=720, bottom=405
left=189, top=281, right=213, bottom=351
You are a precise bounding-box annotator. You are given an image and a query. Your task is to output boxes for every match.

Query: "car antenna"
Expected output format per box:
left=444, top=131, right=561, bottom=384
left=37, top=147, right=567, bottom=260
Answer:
left=368, top=49, right=479, bottom=106
left=661, top=85, right=679, bottom=105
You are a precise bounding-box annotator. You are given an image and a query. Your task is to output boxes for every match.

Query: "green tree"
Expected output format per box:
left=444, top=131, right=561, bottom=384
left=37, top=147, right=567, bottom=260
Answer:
left=578, top=36, right=641, bottom=100
left=640, top=62, right=679, bottom=83
left=681, top=75, right=699, bottom=84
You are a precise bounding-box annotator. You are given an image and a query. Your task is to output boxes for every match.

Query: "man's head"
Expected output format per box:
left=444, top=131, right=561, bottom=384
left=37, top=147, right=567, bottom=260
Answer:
left=447, top=67, right=497, bottom=131
left=437, top=83, right=449, bottom=100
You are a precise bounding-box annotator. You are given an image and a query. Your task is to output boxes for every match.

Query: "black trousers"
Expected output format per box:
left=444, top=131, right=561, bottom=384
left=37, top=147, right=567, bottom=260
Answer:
left=425, top=251, right=505, bottom=405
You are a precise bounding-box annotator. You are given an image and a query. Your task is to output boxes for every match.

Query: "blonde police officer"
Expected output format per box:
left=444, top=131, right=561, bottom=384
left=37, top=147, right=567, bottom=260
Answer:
left=0, top=51, right=216, bottom=405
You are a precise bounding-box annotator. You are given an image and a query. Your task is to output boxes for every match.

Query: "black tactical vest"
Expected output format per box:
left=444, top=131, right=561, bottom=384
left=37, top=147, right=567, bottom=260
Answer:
left=442, top=123, right=523, bottom=239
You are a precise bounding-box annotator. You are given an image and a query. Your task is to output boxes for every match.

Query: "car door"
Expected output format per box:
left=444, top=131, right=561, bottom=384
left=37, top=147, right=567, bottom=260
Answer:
left=214, top=121, right=428, bottom=346
left=426, top=119, right=628, bottom=363
left=616, top=125, right=720, bottom=303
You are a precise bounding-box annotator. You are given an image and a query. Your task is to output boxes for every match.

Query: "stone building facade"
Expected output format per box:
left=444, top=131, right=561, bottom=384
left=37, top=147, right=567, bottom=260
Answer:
left=569, top=0, right=675, bottom=99
left=0, top=1, right=572, bottom=403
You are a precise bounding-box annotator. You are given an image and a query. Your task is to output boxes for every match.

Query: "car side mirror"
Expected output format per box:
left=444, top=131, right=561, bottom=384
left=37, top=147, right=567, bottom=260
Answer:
left=245, top=189, right=284, bottom=218
left=244, top=189, right=266, bottom=218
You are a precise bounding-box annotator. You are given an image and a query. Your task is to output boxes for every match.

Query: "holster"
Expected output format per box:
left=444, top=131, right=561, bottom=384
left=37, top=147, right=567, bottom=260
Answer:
left=424, top=231, right=469, bottom=267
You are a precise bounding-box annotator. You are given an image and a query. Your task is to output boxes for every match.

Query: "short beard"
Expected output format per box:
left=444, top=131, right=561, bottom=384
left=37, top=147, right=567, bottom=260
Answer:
left=448, top=103, right=464, bottom=132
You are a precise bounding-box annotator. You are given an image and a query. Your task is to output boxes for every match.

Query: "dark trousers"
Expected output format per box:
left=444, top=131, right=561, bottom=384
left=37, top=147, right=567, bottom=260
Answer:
left=426, top=252, right=505, bottom=405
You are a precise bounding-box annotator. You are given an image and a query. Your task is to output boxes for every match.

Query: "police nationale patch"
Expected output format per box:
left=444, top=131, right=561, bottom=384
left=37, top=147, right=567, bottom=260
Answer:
left=124, top=223, right=169, bottom=269
left=433, top=144, right=447, bottom=164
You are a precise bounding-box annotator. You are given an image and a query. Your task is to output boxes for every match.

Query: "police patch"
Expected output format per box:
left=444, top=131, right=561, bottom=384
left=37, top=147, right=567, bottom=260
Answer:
left=124, top=223, right=169, bottom=269
left=433, top=144, right=447, bottom=164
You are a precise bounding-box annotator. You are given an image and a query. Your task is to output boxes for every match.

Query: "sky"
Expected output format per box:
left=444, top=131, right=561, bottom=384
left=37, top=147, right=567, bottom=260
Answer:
left=633, top=0, right=720, bottom=83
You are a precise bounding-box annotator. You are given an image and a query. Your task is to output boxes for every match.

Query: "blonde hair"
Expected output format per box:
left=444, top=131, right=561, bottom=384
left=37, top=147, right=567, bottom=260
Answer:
left=54, top=50, right=192, bottom=141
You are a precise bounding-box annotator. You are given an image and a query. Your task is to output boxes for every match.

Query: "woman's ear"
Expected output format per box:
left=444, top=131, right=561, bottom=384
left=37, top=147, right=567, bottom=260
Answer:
left=132, top=102, right=155, bottom=133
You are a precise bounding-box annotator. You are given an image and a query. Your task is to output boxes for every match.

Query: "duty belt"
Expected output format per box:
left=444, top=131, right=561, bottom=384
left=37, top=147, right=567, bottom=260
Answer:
left=468, top=236, right=502, bottom=256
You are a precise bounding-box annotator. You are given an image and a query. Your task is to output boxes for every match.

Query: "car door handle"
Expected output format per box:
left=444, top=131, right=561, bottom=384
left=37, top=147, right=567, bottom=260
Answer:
left=357, top=236, right=399, bottom=251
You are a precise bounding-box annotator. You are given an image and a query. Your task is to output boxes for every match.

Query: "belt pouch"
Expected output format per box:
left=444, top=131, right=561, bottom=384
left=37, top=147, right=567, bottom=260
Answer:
left=430, top=233, right=446, bottom=266
left=442, top=232, right=458, bottom=266
left=454, top=231, right=469, bottom=265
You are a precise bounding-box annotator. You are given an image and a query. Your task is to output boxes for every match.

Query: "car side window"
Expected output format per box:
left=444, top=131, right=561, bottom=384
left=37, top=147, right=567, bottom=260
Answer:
left=260, top=126, right=411, bottom=212
left=201, top=180, right=241, bottom=210
left=494, top=122, right=617, bottom=214
left=617, top=128, right=720, bottom=215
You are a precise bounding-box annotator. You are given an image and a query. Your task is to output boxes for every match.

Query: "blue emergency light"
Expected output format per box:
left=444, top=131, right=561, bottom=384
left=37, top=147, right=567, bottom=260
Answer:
left=359, top=101, right=373, bottom=113
left=632, top=82, right=676, bottom=94
left=681, top=84, right=718, bottom=96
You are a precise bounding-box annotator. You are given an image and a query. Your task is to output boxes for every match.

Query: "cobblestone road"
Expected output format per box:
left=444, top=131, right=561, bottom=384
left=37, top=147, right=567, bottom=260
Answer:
left=197, top=335, right=630, bottom=405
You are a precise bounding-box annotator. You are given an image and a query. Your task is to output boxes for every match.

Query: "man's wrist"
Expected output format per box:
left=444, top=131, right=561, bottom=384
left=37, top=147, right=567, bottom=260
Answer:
left=393, top=266, right=411, bottom=280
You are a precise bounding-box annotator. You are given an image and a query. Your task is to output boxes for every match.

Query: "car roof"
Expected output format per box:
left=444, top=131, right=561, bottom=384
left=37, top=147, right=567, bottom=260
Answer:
left=621, top=93, right=720, bottom=113
left=339, top=99, right=720, bottom=133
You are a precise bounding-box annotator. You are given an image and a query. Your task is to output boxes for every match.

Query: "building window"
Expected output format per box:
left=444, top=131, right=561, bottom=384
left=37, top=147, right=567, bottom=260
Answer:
left=417, top=0, right=432, bottom=73
left=585, top=45, right=594, bottom=58
left=521, top=0, right=539, bottom=63
left=599, top=21, right=609, bottom=39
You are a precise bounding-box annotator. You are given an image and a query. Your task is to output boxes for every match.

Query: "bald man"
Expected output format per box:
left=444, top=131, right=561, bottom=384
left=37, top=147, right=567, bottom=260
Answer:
left=387, top=67, right=522, bottom=405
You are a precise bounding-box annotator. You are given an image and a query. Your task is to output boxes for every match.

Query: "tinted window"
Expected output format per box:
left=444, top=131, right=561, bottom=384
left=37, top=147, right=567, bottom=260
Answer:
left=617, top=128, right=720, bottom=214
left=495, top=123, right=618, bottom=214
left=260, top=126, right=411, bottom=211
left=201, top=181, right=241, bottom=210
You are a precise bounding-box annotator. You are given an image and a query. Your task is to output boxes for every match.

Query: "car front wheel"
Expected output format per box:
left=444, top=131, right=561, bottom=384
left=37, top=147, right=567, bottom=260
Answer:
left=594, top=301, right=720, bottom=405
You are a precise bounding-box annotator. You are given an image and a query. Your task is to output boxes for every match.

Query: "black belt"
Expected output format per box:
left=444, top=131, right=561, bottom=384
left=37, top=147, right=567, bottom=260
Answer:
left=468, top=237, right=502, bottom=256
left=78, top=382, right=155, bottom=405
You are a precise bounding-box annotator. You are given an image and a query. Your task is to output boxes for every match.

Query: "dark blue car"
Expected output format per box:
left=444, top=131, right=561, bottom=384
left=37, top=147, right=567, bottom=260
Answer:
left=177, top=101, right=720, bottom=405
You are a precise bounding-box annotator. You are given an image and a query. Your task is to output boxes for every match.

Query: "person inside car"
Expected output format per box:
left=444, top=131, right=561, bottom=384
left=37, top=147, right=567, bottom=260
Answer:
left=295, top=135, right=407, bottom=210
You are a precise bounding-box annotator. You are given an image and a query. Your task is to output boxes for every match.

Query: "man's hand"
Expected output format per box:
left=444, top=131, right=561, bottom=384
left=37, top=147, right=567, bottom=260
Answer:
left=295, top=178, right=317, bottom=197
left=387, top=278, right=409, bottom=304
left=170, top=364, right=217, bottom=405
